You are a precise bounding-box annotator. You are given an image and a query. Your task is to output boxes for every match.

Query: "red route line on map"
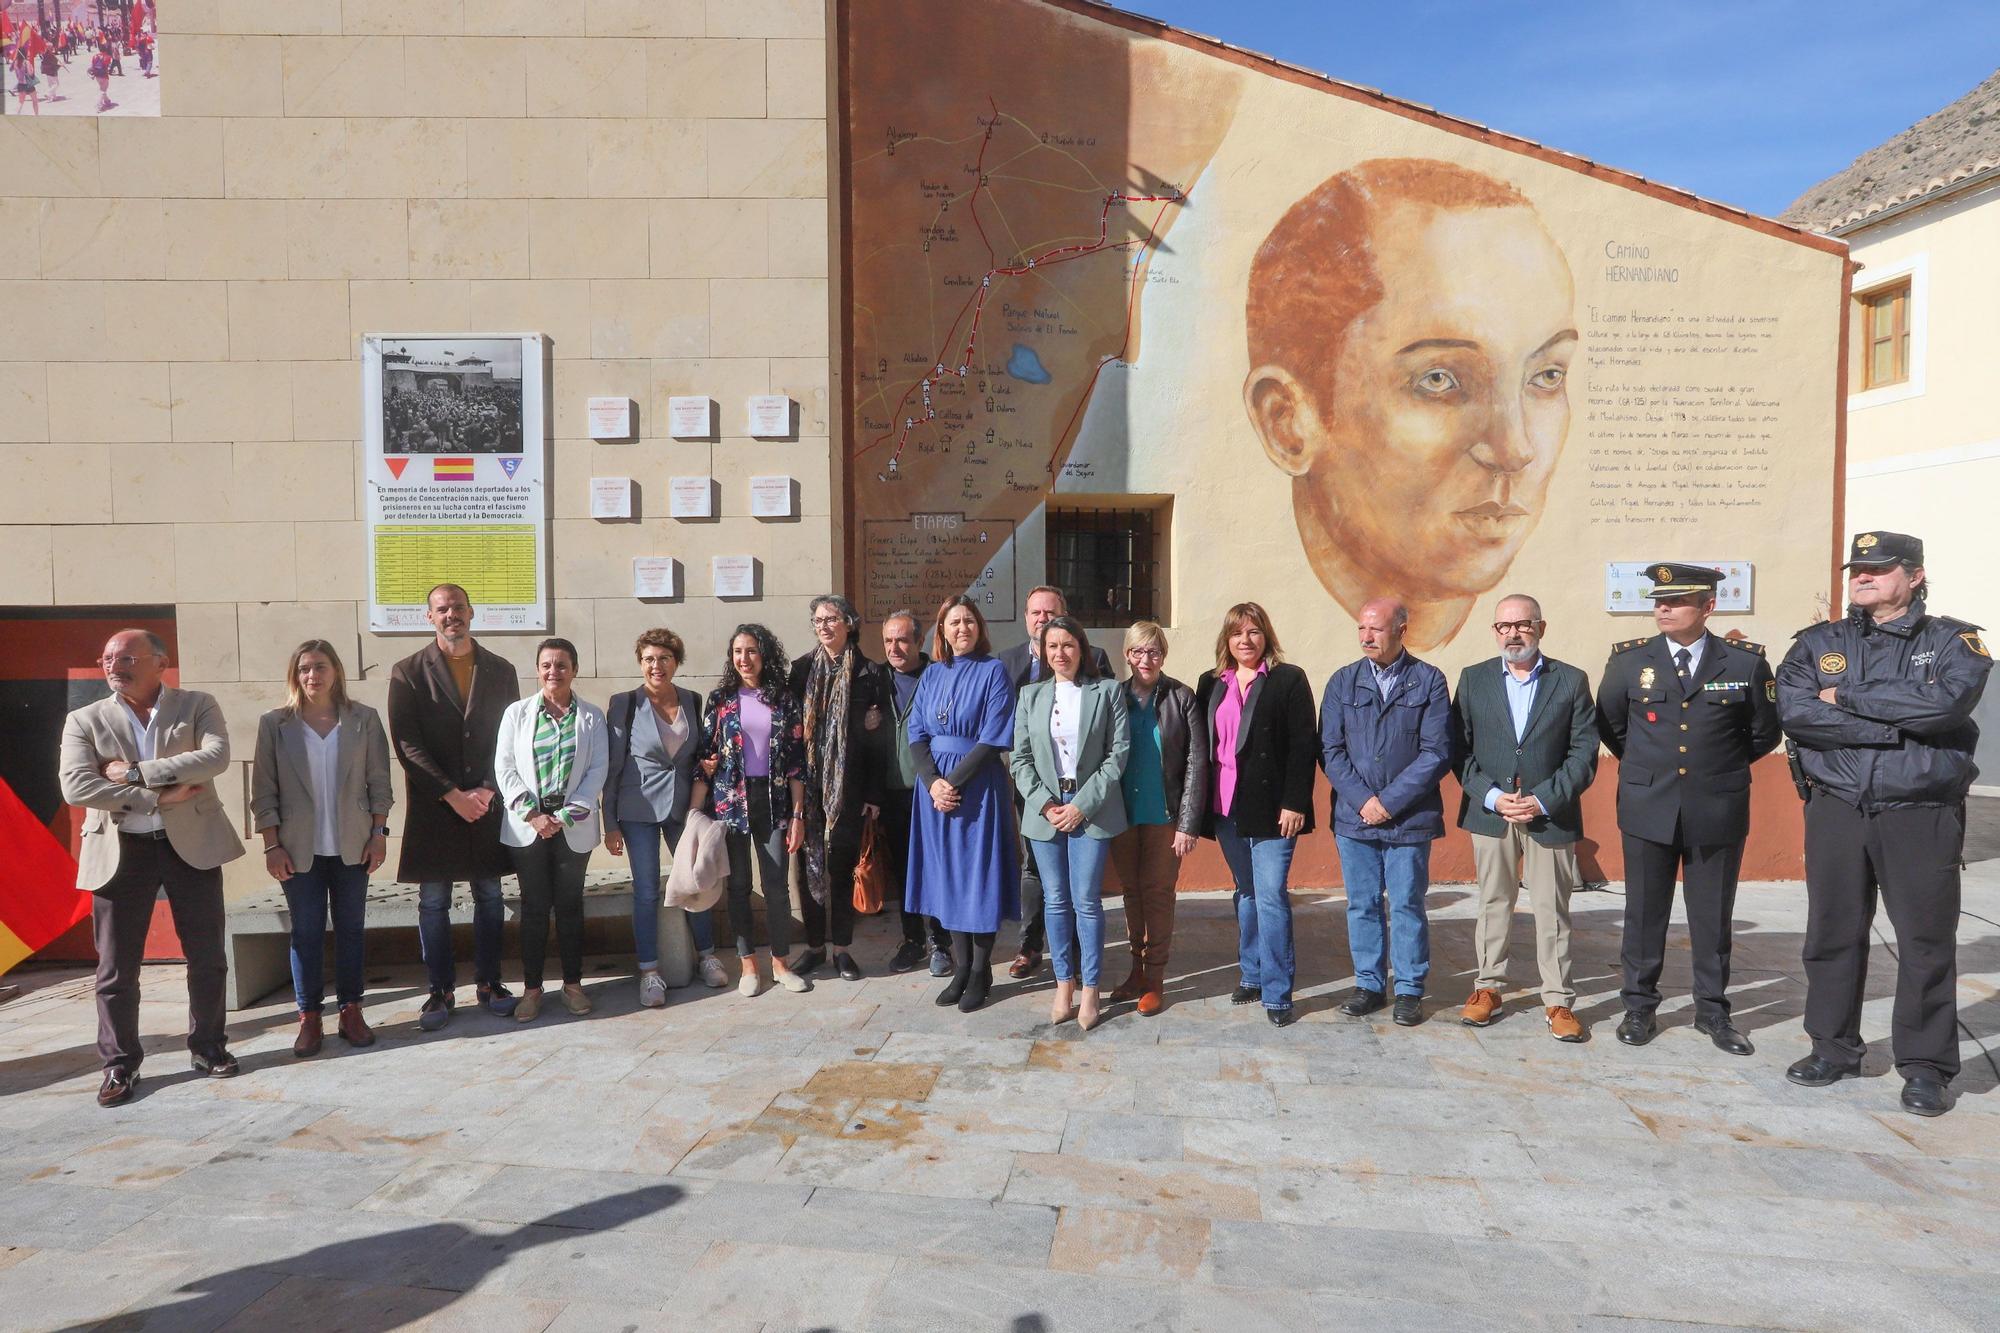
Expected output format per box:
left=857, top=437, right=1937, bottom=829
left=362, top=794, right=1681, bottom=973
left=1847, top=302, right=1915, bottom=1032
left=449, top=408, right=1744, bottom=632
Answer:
left=859, top=100, right=1182, bottom=475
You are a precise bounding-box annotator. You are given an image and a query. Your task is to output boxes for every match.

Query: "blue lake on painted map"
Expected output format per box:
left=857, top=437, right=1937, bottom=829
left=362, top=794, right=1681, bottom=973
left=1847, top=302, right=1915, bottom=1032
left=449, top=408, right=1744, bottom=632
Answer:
left=1006, top=343, right=1053, bottom=384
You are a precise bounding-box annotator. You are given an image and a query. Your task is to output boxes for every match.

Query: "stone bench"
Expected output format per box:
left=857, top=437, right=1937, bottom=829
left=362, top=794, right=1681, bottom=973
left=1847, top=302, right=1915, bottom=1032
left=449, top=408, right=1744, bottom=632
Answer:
left=222, top=869, right=698, bottom=1010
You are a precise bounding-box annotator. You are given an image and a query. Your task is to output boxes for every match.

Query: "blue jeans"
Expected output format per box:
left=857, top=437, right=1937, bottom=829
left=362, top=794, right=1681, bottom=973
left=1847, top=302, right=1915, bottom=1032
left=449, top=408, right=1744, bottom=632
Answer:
left=1215, top=817, right=1297, bottom=1010
left=619, top=818, right=714, bottom=967
left=418, top=878, right=503, bottom=994
left=284, top=855, right=368, bottom=1012
left=1335, top=835, right=1432, bottom=997
left=1029, top=831, right=1111, bottom=986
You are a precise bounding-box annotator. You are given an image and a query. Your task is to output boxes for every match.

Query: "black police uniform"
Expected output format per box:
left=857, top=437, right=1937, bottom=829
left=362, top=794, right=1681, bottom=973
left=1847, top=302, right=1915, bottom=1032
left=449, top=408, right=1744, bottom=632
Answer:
left=1596, top=563, right=1782, bottom=1037
left=1776, top=532, right=1990, bottom=1087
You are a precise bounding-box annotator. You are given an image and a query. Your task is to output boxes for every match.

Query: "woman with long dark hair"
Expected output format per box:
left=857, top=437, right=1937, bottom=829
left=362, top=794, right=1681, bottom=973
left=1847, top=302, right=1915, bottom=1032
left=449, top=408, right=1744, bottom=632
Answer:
left=906, top=596, right=1018, bottom=1012
left=694, top=623, right=810, bottom=996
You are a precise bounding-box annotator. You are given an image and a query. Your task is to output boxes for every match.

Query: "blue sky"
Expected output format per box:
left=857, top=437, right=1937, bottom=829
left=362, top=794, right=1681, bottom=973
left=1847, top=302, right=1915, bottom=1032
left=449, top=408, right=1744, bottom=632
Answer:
left=1128, top=0, right=2000, bottom=217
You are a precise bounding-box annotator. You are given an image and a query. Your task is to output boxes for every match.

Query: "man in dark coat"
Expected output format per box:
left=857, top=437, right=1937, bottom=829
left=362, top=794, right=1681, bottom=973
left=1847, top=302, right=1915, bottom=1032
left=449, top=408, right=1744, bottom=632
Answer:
left=877, top=609, right=951, bottom=975
left=388, top=583, right=521, bottom=1029
left=1596, top=563, right=1781, bottom=1056
left=1777, top=531, right=1990, bottom=1117
left=786, top=594, right=888, bottom=980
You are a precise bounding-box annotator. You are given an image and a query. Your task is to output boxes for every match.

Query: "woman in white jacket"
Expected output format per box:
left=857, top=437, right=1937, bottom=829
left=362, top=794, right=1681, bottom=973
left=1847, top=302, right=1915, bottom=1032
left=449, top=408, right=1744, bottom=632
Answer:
left=495, top=638, right=608, bottom=1021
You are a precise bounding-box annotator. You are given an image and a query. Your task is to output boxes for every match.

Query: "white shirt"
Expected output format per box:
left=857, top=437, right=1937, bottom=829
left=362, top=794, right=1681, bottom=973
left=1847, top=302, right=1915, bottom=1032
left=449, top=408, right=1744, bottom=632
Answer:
left=1669, top=634, right=1706, bottom=679
left=121, top=698, right=163, bottom=834
left=1050, top=681, right=1083, bottom=782
left=304, top=722, right=341, bottom=858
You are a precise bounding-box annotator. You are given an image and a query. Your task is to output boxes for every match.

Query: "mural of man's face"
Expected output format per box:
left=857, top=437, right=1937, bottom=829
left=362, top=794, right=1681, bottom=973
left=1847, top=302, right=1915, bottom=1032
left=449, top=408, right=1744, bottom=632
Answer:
left=1250, top=200, right=1575, bottom=645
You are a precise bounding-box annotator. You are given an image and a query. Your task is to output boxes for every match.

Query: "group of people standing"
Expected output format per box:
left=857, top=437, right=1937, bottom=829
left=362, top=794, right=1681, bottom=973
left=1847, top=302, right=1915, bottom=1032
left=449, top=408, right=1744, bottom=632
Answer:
left=57, top=530, right=1987, bottom=1119
left=2, top=10, right=154, bottom=115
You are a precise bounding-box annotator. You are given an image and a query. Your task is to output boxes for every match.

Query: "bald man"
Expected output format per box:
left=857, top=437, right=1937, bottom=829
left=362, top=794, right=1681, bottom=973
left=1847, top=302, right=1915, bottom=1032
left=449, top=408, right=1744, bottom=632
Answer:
left=1318, top=599, right=1454, bottom=1026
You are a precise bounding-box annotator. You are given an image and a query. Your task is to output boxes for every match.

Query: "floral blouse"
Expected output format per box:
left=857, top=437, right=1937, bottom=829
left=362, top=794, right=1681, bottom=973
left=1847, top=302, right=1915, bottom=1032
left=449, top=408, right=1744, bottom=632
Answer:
left=699, top=684, right=806, bottom=834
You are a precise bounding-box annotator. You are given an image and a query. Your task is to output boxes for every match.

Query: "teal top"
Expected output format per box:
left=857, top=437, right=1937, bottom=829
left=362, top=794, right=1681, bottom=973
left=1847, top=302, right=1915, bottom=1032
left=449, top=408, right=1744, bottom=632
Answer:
left=1120, top=688, right=1169, bottom=826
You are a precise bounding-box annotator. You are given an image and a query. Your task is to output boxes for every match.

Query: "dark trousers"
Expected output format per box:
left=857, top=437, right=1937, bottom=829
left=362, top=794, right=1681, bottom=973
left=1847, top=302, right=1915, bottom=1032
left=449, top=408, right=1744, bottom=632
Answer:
left=800, top=839, right=859, bottom=950
left=92, top=833, right=228, bottom=1074
left=283, top=855, right=369, bottom=1012
left=1015, top=792, right=1045, bottom=955
left=1802, top=797, right=1964, bottom=1081
left=508, top=836, right=589, bottom=989
left=1619, top=824, right=1744, bottom=1021
left=880, top=788, right=948, bottom=949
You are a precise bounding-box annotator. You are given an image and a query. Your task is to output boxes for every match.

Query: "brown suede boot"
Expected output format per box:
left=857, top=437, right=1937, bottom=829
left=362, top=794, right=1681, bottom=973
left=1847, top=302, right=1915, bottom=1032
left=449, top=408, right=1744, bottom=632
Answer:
left=1108, top=964, right=1146, bottom=1004
left=337, top=1002, right=376, bottom=1047
left=293, top=1010, right=323, bottom=1058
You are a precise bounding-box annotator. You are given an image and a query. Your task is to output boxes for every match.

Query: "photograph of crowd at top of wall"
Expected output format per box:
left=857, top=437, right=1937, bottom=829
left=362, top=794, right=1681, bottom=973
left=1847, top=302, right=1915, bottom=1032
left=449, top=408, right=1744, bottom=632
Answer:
left=1, top=0, right=157, bottom=117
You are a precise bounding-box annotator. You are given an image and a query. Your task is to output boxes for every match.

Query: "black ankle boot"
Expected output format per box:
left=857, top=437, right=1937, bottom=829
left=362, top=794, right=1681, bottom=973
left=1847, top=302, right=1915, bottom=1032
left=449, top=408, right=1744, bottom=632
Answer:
left=957, top=964, right=992, bottom=1013
left=936, top=934, right=972, bottom=1006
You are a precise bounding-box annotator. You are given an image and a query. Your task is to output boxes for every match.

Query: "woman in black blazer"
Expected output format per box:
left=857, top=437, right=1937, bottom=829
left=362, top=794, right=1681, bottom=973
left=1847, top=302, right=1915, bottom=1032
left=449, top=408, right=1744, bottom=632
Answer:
left=1193, top=602, right=1317, bottom=1027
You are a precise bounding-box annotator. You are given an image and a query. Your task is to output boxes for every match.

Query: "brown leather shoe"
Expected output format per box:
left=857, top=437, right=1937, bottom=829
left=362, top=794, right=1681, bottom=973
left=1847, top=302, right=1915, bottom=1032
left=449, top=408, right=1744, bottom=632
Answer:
left=1461, top=988, right=1503, bottom=1027
left=97, top=1068, right=138, bottom=1107
left=337, top=1002, right=376, bottom=1047
left=293, top=1011, right=323, bottom=1058
left=1135, top=988, right=1164, bottom=1017
left=1007, top=951, right=1041, bottom=980
left=1108, top=967, right=1146, bottom=1003
left=1546, top=1005, right=1585, bottom=1042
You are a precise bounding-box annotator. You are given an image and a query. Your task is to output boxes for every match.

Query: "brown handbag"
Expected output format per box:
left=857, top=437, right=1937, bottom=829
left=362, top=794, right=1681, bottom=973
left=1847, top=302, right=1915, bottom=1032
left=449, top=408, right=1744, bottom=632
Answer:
left=852, top=817, right=888, bottom=914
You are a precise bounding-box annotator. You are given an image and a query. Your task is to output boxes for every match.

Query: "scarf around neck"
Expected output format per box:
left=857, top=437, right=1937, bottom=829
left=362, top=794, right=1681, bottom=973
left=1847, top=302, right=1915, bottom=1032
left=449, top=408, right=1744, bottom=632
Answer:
left=801, top=643, right=854, bottom=907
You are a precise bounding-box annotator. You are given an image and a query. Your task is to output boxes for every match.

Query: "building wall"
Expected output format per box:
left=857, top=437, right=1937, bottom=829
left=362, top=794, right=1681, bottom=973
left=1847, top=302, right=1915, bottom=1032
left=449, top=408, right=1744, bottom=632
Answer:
left=1840, top=181, right=2000, bottom=781
left=0, top=0, right=835, bottom=897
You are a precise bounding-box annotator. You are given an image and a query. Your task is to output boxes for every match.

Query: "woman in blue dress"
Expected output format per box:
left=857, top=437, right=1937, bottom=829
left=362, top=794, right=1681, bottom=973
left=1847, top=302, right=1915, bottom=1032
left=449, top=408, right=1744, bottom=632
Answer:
left=906, top=595, right=1019, bottom=1012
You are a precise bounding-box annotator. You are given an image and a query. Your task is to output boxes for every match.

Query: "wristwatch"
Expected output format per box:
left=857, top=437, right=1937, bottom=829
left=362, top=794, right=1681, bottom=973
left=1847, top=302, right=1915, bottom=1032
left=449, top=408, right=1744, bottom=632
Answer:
left=126, top=765, right=148, bottom=789
left=374, top=825, right=392, bottom=838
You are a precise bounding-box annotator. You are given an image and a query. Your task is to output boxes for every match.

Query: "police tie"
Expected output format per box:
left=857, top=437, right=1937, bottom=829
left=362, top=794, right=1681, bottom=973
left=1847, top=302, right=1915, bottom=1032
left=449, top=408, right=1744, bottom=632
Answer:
left=1675, top=647, right=1692, bottom=697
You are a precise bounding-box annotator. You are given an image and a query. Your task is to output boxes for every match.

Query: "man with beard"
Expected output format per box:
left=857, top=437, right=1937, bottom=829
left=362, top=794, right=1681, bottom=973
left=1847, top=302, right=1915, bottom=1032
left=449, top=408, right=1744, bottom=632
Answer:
left=1778, top=532, right=1989, bottom=1116
left=1452, top=594, right=1598, bottom=1040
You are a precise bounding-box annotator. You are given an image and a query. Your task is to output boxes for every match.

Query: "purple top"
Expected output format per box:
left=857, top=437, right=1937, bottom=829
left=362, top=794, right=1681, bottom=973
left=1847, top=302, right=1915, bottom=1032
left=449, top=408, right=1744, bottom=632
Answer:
left=738, top=687, right=773, bottom=777
left=1211, top=662, right=1266, bottom=818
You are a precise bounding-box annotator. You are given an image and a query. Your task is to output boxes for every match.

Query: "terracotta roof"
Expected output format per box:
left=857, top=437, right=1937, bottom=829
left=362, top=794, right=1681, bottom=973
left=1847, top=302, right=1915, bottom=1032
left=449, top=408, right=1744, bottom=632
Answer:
left=1782, top=68, right=2000, bottom=233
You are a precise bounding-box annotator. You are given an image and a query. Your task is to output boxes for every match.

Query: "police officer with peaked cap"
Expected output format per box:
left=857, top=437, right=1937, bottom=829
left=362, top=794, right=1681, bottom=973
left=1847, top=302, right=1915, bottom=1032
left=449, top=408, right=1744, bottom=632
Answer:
left=1776, top=531, right=1989, bottom=1117
left=1596, top=562, right=1782, bottom=1055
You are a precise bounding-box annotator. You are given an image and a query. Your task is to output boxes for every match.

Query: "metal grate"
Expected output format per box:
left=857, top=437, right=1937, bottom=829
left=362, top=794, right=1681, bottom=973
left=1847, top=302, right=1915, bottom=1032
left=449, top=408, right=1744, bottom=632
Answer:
left=1046, top=504, right=1165, bottom=628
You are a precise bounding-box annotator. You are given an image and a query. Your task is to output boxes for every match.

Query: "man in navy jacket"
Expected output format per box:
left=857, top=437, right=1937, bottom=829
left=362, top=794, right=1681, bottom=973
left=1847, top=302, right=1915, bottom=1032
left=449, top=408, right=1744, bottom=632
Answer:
left=1320, top=598, right=1454, bottom=1027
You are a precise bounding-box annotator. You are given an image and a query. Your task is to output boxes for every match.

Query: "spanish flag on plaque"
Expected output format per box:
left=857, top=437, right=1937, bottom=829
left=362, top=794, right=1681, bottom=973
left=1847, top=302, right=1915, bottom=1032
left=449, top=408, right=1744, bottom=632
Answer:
left=0, top=776, right=90, bottom=979
left=433, top=457, right=475, bottom=482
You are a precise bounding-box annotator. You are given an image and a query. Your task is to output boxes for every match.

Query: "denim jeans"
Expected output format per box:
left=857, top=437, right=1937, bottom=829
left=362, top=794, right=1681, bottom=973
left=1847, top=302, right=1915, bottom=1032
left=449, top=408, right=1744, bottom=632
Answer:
left=618, top=817, right=714, bottom=968
left=1335, top=835, right=1432, bottom=998
left=417, top=877, right=504, bottom=993
left=283, top=855, right=370, bottom=1012
left=724, top=778, right=791, bottom=957
left=1215, top=816, right=1297, bottom=1010
left=1029, top=831, right=1111, bottom=986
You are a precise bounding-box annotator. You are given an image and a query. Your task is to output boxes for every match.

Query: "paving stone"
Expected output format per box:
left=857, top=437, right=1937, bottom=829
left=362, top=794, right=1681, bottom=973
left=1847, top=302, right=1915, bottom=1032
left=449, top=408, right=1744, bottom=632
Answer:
left=781, top=1186, right=1057, bottom=1265
left=1059, top=1112, right=1184, bottom=1161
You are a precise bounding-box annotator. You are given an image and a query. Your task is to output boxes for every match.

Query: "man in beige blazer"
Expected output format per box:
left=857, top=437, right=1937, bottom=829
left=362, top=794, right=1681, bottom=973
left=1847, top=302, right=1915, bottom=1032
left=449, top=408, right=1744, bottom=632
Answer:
left=59, top=629, right=246, bottom=1106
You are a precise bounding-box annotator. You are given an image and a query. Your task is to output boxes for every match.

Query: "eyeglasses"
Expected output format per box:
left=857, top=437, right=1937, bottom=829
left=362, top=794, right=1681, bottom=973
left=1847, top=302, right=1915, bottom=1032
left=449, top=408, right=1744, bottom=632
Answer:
left=811, top=616, right=845, bottom=628
left=1126, top=647, right=1164, bottom=661
left=1491, top=621, right=1543, bottom=635
left=100, top=654, right=158, bottom=669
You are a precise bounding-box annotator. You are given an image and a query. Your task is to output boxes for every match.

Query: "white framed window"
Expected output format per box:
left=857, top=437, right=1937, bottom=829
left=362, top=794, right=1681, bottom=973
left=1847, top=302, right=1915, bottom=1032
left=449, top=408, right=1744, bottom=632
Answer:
left=1847, top=252, right=1926, bottom=410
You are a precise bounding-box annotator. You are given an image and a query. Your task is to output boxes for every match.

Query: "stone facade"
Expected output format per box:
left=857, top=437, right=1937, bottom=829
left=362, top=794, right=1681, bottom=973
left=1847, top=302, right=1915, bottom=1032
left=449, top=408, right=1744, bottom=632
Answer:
left=0, top=0, right=834, bottom=896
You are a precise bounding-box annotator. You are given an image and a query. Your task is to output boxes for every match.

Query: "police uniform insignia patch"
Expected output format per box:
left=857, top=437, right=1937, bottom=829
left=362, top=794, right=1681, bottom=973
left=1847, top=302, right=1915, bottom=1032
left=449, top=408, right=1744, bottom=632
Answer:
left=1639, top=666, right=1655, bottom=688
left=1856, top=533, right=1878, bottom=549
left=1818, top=652, right=1847, bottom=674
left=1654, top=565, right=1673, bottom=582
left=1962, top=632, right=1990, bottom=659
left=1766, top=680, right=1776, bottom=702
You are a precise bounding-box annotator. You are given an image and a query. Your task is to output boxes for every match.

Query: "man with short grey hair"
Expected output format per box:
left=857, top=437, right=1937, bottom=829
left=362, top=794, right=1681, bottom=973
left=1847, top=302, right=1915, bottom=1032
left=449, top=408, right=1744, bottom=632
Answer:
left=879, top=609, right=951, bottom=973
left=61, top=629, right=246, bottom=1106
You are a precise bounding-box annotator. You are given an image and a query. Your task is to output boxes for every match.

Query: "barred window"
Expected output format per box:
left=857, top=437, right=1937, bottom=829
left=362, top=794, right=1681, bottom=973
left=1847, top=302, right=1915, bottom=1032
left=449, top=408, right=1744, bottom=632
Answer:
left=1046, top=500, right=1170, bottom=628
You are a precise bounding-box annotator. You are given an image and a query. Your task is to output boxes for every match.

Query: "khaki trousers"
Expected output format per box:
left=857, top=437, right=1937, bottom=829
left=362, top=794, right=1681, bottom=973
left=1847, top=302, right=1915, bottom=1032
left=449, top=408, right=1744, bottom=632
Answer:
left=1110, top=822, right=1181, bottom=980
left=1469, top=825, right=1577, bottom=1006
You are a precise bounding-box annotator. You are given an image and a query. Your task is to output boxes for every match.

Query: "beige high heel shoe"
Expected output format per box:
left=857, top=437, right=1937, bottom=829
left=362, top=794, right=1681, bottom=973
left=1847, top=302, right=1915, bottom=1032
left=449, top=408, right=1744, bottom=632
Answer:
left=1077, top=986, right=1103, bottom=1031
left=1049, top=978, right=1077, bottom=1025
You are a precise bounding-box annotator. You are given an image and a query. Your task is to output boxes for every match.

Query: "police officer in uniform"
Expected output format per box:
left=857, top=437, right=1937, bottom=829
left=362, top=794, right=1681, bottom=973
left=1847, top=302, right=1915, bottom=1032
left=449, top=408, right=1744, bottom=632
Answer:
left=1597, top=563, right=1782, bottom=1055
left=1776, top=532, right=1989, bottom=1117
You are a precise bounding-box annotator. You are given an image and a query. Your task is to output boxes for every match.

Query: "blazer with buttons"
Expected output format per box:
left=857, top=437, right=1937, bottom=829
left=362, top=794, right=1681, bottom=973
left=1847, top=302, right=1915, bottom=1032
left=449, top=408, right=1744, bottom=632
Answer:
left=494, top=695, right=609, bottom=852
left=1595, top=632, right=1781, bottom=845
left=387, top=641, right=520, bottom=883
left=1452, top=655, right=1599, bottom=847
left=59, top=687, right=247, bottom=891
left=1193, top=662, right=1319, bottom=841
left=249, top=704, right=395, bottom=870
left=1010, top=675, right=1131, bottom=840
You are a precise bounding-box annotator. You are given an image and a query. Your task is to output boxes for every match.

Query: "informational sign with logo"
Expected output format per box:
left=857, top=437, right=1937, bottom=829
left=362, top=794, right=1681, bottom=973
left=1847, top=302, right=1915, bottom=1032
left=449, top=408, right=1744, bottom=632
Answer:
left=746, top=394, right=793, bottom=438
left=1606, top=560, right=1754, bottom=613
left=590, top=476, right=634, bottom=520
left=669, top=476, right=714, bottom=519
left=748, top=475, right=794, bottom=517
left=712, top=555, right=758, bottom=598
left=362, top=333, right=548, bottom=632
left=632, top=556, right=680, bottom=599
left=668, top=396, right=715, bottom=439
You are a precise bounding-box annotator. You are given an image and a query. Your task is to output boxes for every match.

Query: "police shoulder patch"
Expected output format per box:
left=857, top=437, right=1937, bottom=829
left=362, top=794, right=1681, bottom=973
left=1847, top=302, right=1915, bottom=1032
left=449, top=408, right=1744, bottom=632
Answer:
left=1961, top=632, right=1991, bottom=660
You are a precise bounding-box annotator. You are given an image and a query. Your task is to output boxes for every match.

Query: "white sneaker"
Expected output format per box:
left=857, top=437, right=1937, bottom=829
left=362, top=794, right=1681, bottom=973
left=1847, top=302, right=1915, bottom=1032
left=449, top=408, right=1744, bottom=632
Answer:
left=738, top=963, right=765, bottom=997
left=638, top=971, right=667, bottom=1008
left=772, top=963, right=812, bottom=994
left=700, top=956, right=728, bottom=989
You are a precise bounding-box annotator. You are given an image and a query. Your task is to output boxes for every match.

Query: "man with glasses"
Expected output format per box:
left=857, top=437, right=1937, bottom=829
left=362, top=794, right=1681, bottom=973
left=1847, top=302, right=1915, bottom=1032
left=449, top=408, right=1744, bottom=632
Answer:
left=1596, top=563, right=1781, bottom=1056
left=1451, top=595, right=1599, bottom=1040
left=60, top=630, right=246, bottom=1106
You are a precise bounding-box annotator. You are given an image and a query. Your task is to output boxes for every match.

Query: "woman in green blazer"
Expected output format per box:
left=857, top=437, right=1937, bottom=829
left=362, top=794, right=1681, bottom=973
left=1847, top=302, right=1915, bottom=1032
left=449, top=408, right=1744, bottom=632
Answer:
left=1010, top=616, right=1129, bottom=1029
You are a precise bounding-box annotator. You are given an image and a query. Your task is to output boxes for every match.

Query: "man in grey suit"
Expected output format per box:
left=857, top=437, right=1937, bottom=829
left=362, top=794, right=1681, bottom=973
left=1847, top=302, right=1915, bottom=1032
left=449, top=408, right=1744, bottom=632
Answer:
left=996, top=585, right=1113, bottom=978
left=60, top=629, right=247, bottom=1106
left=1451, top=594, right=1599, bottom=1041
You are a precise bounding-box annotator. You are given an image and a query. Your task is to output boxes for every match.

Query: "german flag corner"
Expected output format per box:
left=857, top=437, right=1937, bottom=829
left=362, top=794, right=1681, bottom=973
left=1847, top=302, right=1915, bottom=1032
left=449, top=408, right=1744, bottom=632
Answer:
left=0, top=776, right=89, bottom=978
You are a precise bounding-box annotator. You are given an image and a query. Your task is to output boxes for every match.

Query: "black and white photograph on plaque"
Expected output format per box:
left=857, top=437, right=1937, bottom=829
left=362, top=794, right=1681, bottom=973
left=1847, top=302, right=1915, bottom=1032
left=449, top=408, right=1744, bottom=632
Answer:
left=377, top=338, right=527, bottom=455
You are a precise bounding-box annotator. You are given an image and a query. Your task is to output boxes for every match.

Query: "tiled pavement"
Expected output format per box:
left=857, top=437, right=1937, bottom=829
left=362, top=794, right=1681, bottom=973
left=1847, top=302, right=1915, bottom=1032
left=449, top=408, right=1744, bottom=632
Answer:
left=3, top=866, right=1998, bottom=1332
